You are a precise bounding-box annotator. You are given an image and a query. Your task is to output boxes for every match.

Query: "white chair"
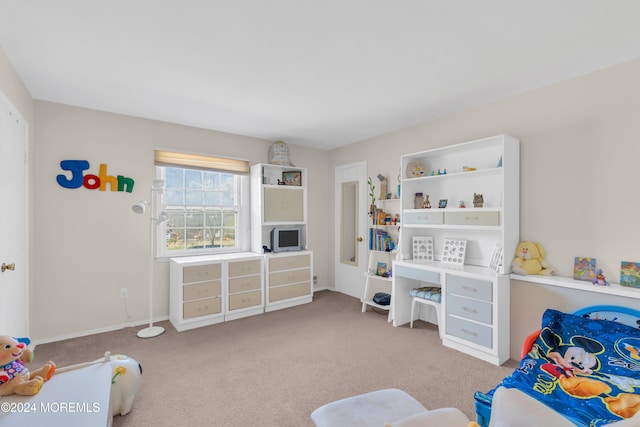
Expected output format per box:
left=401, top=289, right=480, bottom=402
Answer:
left=409, top=287, right=442, bottom=338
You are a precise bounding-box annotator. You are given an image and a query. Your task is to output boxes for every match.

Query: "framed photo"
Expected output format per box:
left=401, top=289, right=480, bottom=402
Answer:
left=489, top=243, right=503, bottom=272
left=282, top=170, right=302, bottom=186
left=573, top=257, right=596, bottom=281
left=438, top=199, right=448, bottom=208
left=412, top=236, right=434, bottom=262
left=441, top=239, right=466, bottom=265
left=620, top=261, right=640, bottom=288
left=376, top=262, right=388, bottom=277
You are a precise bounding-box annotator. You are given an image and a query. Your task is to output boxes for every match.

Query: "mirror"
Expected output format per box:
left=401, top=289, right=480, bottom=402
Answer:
left=340, top=181, right=358, bottom=266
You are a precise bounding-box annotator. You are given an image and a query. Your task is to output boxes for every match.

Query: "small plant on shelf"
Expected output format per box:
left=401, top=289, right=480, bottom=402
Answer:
left=368, top=177, right=376, bottom=221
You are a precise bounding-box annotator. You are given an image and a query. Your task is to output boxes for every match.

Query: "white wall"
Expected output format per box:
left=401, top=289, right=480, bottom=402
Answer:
left=329, top=59, right=640, bottom=358
left=29, top=102, right=331, bottom=342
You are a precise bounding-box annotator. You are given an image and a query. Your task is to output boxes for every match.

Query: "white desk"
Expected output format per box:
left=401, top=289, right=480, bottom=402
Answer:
left=392, top=259, right=510, bottom=366
left=0, top=359, right=112, bottom=426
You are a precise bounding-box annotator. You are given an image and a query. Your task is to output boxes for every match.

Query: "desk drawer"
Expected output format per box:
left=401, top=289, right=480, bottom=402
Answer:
left=228, top=290, right=262, bottom=310
left=229, top=275, right=261, bottom=294
left=183, top=297, right=221, bottom=319
left=445, top=315, right=492, bottom=348
left=183, top=280, right=221, bottom=302
left=269, top=268, right=311, bottom=287
left=229, top=259, right=262, bottom=277
left=394, top=265, right=439, bottom=284
left=403, top=211, right=444, bottom=225
left=446, top=274, right=492, bottom=302
left=183, top=264, right=221, bottom=283
left=446, top=295, right=492, bottom=325
left=445, top=211, right=500, bottom=226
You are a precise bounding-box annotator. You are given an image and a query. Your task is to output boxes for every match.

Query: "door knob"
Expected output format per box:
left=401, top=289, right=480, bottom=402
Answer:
left=357, top=237, right=363, bottom=242
left=1, top=263, right=15, bottom=272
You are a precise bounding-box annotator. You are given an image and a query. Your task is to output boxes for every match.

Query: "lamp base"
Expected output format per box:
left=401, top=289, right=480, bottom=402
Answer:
left=137, top=325, right=165, bottom=338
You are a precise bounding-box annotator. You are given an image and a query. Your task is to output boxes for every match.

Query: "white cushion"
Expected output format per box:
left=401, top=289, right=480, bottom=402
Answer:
left=311, top=388, right=427, bottom=427
left=385, top=407, right=471, bottom=427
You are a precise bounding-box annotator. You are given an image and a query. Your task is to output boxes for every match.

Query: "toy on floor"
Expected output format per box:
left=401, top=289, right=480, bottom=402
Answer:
left=511, top=240, right=556, bottom=276
left=105, top=354, right=143, bottom=417
left=0, top=335, right=55, bottom=396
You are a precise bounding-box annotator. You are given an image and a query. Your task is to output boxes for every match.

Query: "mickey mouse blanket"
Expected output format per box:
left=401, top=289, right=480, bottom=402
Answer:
left=497, top=309, right=640, bottom=426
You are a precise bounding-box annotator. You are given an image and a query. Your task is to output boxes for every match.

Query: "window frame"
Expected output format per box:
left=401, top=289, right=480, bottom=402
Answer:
left=154, top=151, right=250, bottom=258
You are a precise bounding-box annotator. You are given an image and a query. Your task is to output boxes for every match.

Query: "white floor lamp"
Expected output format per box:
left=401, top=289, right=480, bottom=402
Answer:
left=132, top=179, right=168, bottom=338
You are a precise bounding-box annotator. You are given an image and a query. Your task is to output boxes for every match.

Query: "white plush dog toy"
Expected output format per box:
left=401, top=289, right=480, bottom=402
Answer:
left=106, top=354, right=142, bottom=418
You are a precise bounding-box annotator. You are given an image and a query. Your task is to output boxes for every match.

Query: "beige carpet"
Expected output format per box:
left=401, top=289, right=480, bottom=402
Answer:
left=32, top=290, right=518, bottom=426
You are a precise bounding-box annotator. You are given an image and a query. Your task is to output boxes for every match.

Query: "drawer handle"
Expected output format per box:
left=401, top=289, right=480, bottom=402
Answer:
left=462, top=307, right=477, bottom=314
left=462, top=286, right=477, bottom=292
left=461, top=328, right=478, bottom=337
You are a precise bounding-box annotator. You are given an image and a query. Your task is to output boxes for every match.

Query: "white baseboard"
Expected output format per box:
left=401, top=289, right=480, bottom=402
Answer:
left=33, top=315, right=170, bottom=347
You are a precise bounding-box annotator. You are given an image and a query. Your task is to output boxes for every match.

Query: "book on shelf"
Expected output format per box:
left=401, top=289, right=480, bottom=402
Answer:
left=369, top=227, right=395, bottom=252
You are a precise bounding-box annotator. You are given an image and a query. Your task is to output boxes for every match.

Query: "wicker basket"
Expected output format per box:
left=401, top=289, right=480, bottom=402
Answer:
left=268, top=140, right=294, bottom=166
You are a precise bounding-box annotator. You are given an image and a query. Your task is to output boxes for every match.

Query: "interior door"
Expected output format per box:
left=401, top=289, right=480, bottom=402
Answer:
left=0, top=92, right=29, bottom=337
left=334, top=161, right=366, bottom=299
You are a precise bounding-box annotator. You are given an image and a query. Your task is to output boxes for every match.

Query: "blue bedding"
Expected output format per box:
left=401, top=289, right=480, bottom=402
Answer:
left=497, top=309, right=640, bottom=426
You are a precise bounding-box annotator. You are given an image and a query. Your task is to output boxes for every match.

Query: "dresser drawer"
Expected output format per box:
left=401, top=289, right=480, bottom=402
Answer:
left=269, top=268, right=311, bottom=287
left=269, top=254, right=310, bottom=272
left=228, top=290, right=262, bottom=310
left=446, top=295, right=492, bottom=325
left=269, top=283, right=310, bottom=302
left=445, top=315, right=492, bottom=348
left=229, top=259, right=262, bottom=277
left=229, top=275, right=261, bottom=294
left=183, top=280, right=221, bottom=302
left=183, top=263, right=221, bottom=283
left=446, top=274, right=492, bottom=302
left=183, top=297, right=221, bottom=319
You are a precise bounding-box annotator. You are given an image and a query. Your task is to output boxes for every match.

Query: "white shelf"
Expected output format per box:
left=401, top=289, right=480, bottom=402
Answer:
left=510, top=274, right=640, bottom=300
left=360, top=298, right=390, bottom=311
left=402, top=166, right=502, bottom=183
left=364, top=273, right=392, bottom=282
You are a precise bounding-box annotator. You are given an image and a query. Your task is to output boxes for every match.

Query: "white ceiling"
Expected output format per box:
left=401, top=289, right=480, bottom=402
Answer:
left=1, top=1, right=639, bottom=150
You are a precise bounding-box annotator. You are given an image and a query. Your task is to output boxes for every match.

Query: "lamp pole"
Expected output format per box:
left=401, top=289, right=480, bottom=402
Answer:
left=137, top=180, right=166, bottom=338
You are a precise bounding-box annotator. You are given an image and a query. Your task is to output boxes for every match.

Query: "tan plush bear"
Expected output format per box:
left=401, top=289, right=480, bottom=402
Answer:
left=511, top=241, right=556, bottom=275
left=0, top=335, right=55, bottom=396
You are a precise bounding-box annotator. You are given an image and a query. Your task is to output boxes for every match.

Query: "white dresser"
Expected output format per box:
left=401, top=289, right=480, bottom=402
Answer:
left=170, top=253, right=264, bottom=331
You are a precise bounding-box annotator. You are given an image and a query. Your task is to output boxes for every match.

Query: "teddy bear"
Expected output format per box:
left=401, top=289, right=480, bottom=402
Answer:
left=511, top=240, right=556, bottom=275
left=0, top=335, right=56, bottom=396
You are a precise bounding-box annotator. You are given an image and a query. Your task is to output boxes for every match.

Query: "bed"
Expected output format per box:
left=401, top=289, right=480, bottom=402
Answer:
left=475, top=305, right=640, bottom=427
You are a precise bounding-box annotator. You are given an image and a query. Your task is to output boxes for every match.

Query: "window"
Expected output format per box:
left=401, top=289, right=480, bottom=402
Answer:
left=155, top=151, right=250, bottom=257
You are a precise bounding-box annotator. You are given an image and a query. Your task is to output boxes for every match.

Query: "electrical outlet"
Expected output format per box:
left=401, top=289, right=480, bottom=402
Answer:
left=120, top=288, right=128, bottom=299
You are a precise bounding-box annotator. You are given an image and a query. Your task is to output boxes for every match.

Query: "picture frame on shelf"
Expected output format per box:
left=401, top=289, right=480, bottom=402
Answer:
left=376, top=262, right=388, bottom=277
left=438, top=199, right=448, bottom=208
left=620, top=261, right=640, bottom=288
left=489, top=243, right=503, bottom=272
left=441, top=239, right=467, bottom=265
left=573, top=257, right=596, bottom=281
left=282, top=170, right=302, bottom=186
left=412, top=236, right=434, bottom=262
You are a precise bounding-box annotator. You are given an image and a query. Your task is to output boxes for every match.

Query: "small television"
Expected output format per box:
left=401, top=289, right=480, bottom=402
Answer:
left=270, top=227, right=303, bottom=253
